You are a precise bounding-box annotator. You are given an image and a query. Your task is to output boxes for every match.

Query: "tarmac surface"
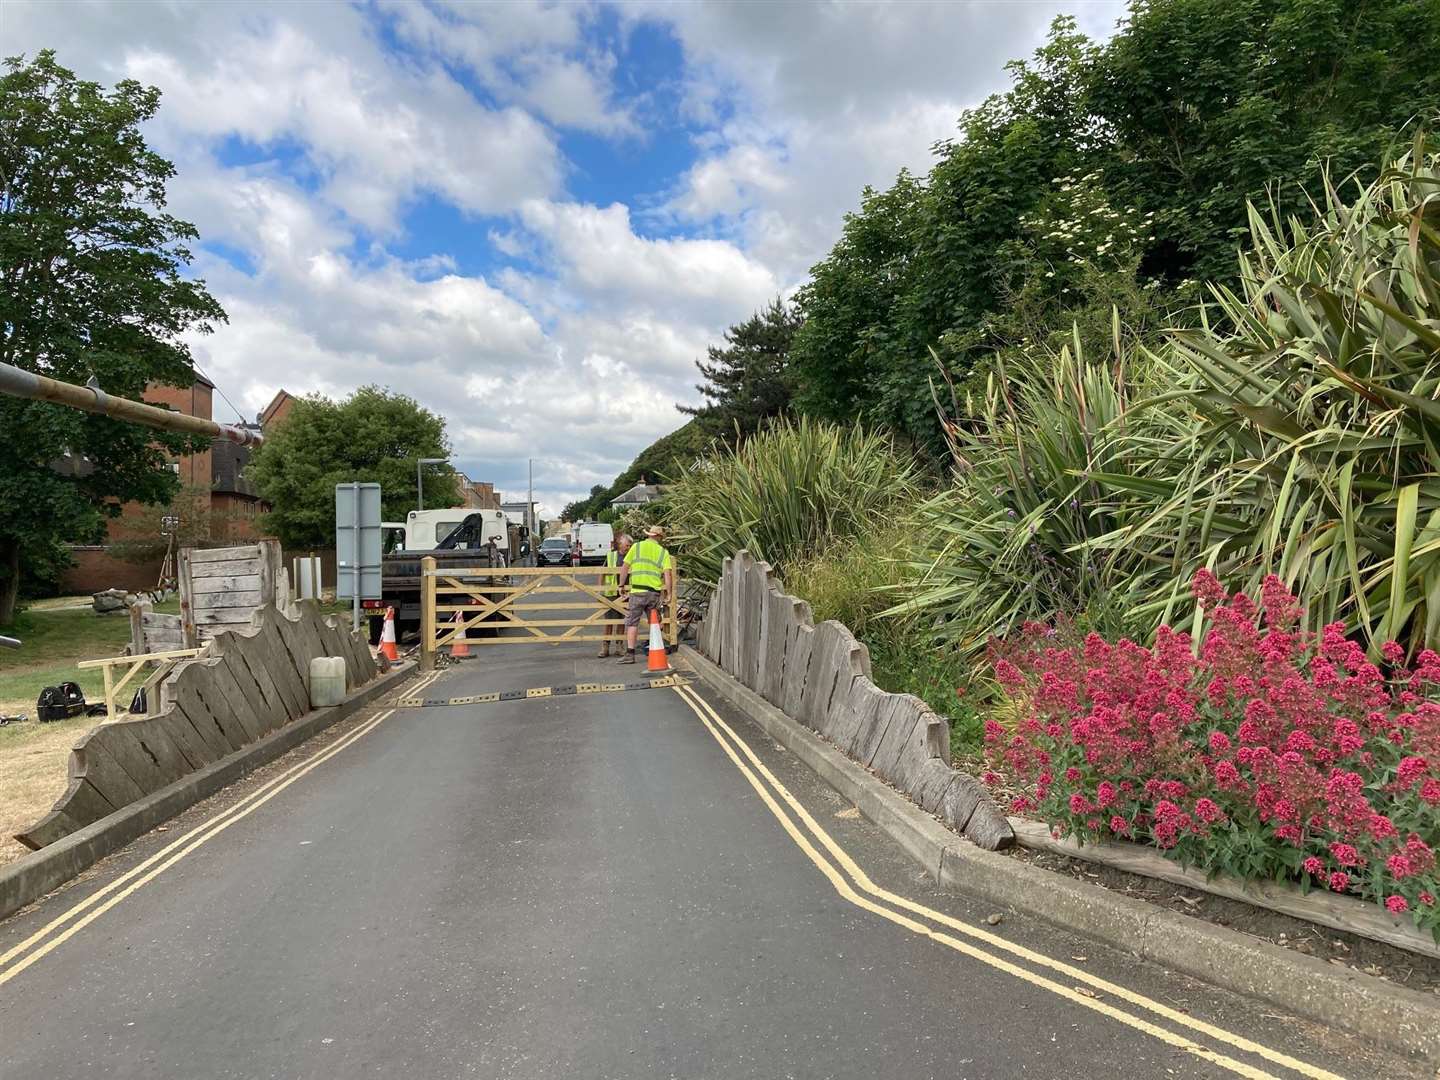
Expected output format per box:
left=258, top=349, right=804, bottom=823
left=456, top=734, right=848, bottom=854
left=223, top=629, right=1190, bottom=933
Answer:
left=0, top=634, right=1424, bottom=1079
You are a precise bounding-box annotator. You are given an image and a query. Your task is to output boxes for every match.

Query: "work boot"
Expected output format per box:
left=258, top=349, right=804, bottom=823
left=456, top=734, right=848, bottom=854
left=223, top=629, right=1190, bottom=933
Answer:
left=597, top=645, right=610, bottom=658
left=617, top=651, right=637, bottom=665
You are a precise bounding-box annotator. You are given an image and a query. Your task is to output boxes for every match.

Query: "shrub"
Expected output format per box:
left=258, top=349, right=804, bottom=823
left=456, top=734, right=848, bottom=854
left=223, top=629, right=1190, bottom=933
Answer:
left=987, top=571, right=1440, bottom=937
left=787, top=528, right=981, bottom=752
left=663, top=417, right=918, bottom=585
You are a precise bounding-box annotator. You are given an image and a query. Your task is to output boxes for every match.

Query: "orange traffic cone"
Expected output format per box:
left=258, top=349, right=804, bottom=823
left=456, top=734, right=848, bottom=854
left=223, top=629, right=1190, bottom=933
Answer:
left=646, top=608, right=670, bottom=674
left=379, top=606, right=399, bottom=662
left=450, top=610, right=471, bottom=659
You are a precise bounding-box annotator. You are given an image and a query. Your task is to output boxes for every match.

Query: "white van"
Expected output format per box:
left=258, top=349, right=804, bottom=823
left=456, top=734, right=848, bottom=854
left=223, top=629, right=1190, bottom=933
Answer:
left=572, top=522, right=614, bottom=565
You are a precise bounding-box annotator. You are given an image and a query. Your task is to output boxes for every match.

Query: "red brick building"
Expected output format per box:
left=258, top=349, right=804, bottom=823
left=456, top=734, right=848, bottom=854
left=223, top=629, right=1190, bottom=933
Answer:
left=60, top=375, right=271, bottom=593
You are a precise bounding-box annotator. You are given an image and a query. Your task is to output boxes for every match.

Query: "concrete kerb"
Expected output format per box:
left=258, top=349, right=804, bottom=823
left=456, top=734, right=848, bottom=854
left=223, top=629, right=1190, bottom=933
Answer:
left=678, top=644, right=1440, bottom=1065
left=0, top=661, right=417, bottom=924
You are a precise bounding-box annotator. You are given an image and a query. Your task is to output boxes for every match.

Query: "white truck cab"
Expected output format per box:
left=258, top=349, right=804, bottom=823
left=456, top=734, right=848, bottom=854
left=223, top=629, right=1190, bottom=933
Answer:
left=405, top=508, right=511, bottom=552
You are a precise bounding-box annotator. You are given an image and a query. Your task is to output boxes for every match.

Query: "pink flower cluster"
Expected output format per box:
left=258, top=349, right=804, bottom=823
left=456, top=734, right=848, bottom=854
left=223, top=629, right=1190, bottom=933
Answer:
left=985, top=572, right=1440, bottom=937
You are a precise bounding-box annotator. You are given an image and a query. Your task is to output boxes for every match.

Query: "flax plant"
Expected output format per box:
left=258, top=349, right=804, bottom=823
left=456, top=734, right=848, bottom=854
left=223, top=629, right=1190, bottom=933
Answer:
left=1090, top=137, right=1440, bottom=653
left=663, top=417, right=919, bottom=584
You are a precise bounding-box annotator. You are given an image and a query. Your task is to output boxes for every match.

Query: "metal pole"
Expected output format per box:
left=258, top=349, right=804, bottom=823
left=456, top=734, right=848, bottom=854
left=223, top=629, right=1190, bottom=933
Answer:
left=417, top=460, right=423, bottom=513
left=527, top=457, right=534, bottom=565
left=0, top=361, right=262, bottom=446
left=351, top=484, right=361, bottom=634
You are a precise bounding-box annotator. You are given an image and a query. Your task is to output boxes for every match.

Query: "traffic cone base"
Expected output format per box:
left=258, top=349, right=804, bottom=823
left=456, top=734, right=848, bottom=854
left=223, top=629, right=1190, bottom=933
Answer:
left=379, top=607, right=399, bottom=662
left=646, top=608, right=670, bottom=673
left=450, top=610, right=471, bottom=659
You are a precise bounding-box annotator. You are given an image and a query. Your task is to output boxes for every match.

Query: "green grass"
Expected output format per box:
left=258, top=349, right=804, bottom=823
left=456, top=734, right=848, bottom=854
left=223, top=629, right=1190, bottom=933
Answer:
left=783, top=532, right=985, bottom=759
left=0, top=598, right=180, bottom=716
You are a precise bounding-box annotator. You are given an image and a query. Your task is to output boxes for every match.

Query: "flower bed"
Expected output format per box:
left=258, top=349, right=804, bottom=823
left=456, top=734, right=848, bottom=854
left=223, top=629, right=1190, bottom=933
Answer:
left=983, top=571, right=1440, bottom=939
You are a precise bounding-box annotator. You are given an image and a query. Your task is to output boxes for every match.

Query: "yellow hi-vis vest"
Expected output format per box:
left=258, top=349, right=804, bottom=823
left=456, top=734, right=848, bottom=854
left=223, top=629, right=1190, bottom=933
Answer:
left=603, top=548, right=620, bottom=597
left=624, top=538, right=672, bottom=592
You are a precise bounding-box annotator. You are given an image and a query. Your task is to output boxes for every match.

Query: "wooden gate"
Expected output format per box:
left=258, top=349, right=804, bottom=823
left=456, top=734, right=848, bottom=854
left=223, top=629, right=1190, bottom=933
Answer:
left=419, top=558, right=678, bottom=670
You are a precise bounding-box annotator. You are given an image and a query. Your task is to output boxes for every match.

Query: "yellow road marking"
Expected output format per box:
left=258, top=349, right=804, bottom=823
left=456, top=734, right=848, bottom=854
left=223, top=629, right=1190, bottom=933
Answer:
left=0, top=670, right=440, bottom=985
left=674, top=686, right=1339, bottom=1080
left=526, top=687, right=552, bottom=699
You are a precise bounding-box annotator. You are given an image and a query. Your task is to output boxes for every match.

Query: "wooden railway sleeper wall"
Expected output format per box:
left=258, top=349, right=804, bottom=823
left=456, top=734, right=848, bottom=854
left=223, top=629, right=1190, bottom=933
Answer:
left=15, top=602, right=378, bottom=850
left=696, top=551, right=1014, bottom=851
left=418, top=559, right=679, bottom=671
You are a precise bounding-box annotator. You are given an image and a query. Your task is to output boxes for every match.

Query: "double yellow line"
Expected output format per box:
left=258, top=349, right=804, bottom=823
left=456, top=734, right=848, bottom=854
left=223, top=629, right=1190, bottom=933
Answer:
left=0, top=671, right=441, bottom=988
left=671, top=684, right=1344, bottom=1080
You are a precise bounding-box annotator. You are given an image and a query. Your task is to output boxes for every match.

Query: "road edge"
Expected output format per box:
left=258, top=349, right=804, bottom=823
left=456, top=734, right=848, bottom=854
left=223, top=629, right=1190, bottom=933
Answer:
left=679, top=644, right=1440, bottom=1065
left=0, top=661, right=417, bottom=923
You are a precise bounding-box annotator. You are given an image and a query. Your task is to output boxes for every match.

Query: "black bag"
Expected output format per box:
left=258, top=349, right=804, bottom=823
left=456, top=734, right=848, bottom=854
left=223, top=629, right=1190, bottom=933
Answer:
left=36, top=682, right=86, bottom=722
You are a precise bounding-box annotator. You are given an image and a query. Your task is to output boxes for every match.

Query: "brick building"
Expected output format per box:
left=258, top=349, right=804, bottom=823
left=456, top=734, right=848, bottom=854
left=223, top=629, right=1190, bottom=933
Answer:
left=60, top=376, right=272, bottom=593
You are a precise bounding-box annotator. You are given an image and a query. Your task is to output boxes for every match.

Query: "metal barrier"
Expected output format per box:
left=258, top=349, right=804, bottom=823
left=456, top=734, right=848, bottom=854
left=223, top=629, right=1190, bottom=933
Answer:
left=419, top=557, right=679, bottom=671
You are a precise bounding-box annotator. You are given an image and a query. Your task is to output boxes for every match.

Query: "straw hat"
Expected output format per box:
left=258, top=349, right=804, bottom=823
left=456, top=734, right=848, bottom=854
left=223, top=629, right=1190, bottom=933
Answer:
left=645, top=524, right=666, bottom=540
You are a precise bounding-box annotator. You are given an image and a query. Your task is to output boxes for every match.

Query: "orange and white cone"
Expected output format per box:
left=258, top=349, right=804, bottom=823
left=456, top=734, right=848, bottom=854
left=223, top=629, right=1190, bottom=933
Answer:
left=379, top=606, right=399, bottom=662
left=646, top=608, right=670, bottom=674
left=450, top=610, right=471, bottom=659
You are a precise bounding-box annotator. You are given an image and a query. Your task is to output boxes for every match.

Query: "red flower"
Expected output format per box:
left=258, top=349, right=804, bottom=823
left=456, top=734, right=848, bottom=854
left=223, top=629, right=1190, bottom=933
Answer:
left=1386, top=895, right=1409, bottom=914
left=1191, top=568, right=1226, bottom=607
left=1302, top=856, right=1324, bottom=875
left=1328, top=871, right=1350, bottom=892
left=1208, top=730, right=1232, bottom=754
left=1386, top=853, right=1415, bottom=880
left=1328, top=842, right=1360, bottom=867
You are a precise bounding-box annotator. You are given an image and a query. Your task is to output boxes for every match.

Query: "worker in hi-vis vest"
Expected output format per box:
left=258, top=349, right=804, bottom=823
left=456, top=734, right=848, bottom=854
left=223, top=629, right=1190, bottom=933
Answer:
left=598, top=532, right=632, bottom=658
left=615, top=524, right=674, bottom=664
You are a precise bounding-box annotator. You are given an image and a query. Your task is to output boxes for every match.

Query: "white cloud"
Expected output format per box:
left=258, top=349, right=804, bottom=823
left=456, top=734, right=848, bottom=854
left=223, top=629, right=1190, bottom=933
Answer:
left=6, top=0, right=1127, bottom=514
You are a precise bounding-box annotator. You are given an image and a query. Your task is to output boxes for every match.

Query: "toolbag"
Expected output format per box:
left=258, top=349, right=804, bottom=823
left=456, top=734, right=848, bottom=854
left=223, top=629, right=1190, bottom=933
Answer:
left=36, top=681, right=87, bottom=722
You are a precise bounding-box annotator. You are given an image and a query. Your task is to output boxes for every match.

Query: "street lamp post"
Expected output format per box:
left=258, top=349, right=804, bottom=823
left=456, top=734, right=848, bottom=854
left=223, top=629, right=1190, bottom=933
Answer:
left=416, top=457, right=446, bottom=512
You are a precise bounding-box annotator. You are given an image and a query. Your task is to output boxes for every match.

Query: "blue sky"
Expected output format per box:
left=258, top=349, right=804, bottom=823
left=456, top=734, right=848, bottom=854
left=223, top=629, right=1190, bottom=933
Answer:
left=7, top=0, right=1125, bottom=514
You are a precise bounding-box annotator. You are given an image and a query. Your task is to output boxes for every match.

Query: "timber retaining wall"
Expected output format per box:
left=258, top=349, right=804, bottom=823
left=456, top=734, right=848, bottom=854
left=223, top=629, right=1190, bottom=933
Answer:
left=16, top=602, right=378, bottom=850
left=697, top=551, right=1013, bottom=850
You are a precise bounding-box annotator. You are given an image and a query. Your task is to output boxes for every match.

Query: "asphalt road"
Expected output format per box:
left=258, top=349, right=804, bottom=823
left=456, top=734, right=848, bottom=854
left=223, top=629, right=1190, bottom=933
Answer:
left=0, top=639, right=1420, bottom=1079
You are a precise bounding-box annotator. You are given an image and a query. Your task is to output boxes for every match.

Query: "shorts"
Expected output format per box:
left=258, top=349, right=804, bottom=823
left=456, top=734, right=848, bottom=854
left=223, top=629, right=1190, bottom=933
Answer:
left=625, top=589, right=664, bottom=628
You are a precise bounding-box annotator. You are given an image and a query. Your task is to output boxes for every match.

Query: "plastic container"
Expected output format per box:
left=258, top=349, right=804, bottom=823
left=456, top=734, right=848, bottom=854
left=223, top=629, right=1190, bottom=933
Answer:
left=309, top=656, right=347, bottom=708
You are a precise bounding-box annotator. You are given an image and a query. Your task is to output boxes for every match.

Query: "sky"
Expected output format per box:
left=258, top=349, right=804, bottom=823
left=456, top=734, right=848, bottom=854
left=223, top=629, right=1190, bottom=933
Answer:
left=4, top=0, right=1125, bottom=517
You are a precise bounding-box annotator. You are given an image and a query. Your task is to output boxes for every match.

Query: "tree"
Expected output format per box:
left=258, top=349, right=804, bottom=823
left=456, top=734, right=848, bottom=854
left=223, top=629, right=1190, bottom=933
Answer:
left=680, top=298, right=802, bottom=440
left=0, top=51, right=226, bottom=622
left=791, top=2, right=1440, bottom=453
left=247, top=387, right=459, bottom=549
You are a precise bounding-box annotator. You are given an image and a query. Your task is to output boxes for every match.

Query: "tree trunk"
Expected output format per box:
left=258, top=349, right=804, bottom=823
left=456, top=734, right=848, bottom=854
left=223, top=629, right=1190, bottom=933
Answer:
left=0, top=536, right=20, bottom=627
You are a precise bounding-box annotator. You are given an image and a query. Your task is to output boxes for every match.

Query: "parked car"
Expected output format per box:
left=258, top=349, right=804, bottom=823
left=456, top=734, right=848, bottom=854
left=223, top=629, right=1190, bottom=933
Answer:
left=538, top=537, right=572, bottom=566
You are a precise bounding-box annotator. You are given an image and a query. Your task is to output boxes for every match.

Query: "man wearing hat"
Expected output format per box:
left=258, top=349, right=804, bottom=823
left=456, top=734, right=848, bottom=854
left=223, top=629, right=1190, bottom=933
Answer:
left=616, top=524, right=675, bottom=664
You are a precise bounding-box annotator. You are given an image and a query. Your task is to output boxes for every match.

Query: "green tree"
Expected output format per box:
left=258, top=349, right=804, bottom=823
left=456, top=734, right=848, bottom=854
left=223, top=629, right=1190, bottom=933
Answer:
left=0, top=50, right=226, bottom=623
left=248, top=386, right=459, bottom=549
left=680, top=298, right=802, bottom=440
left=1089, top=0, right=1440, bottom=287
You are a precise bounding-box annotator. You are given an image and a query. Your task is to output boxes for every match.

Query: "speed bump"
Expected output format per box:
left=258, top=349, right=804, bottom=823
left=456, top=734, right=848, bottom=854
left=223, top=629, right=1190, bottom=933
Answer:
left=397, top=673, right=690, bottom=708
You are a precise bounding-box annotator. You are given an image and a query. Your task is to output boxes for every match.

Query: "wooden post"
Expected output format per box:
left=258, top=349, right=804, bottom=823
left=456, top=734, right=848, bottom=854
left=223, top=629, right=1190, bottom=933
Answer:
left=177, top=546, right=197, bottom=648
left=420, top=555, right=437, bottom=672
left=102, top=664, right=115, bottom=722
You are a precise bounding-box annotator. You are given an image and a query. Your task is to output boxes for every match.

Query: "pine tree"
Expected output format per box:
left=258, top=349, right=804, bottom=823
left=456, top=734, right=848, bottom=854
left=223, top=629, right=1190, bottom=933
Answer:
left=680, top=298, right=801, bottom=440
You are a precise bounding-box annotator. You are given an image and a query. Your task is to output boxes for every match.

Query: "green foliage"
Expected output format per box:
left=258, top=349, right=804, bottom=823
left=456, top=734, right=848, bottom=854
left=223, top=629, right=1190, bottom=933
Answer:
left=792, top=1, right=1440, bottom=451
left=0, top=50, right=226, bottom=621
left=1092, top=138, right=1440, bottom=653
left=681, top=297, right=802, bottom=441
left=898, top=331, right=1176, bottom=658
left=248, top=386, right=458, bottom=549
left=662, top=417, right=919, bottom=585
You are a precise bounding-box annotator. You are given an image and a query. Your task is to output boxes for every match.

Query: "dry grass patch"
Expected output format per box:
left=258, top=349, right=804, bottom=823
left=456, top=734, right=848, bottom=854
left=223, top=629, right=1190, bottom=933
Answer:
left=0, top=713, right=96, bottom=865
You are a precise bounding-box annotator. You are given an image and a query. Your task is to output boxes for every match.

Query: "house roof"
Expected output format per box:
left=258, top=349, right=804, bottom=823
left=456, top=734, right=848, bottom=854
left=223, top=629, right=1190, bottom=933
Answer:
left=612, top=482, right=664, bottom=506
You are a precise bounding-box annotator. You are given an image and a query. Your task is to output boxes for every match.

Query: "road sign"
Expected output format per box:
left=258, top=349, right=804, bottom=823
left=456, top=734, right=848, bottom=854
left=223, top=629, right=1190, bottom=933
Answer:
left=336, top=483, right=382, bottom=631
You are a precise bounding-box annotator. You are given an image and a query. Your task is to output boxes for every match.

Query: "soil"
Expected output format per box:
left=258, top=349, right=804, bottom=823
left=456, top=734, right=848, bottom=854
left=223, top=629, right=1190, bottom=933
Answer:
left=1008, top=837, right=1440, bottom=997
